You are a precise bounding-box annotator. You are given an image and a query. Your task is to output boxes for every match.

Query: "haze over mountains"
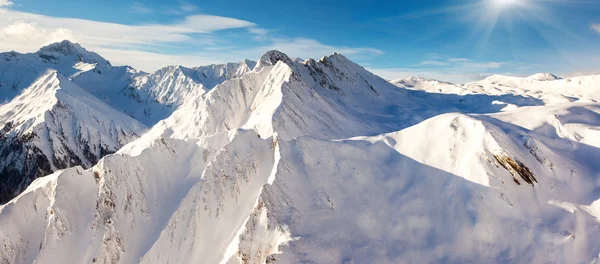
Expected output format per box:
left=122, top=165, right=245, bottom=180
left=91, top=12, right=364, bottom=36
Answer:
left=1, top=41, right=600, bottom=263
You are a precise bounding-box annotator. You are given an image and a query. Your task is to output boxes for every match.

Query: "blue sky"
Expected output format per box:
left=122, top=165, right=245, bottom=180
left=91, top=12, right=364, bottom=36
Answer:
left=1, top=0, right=599, bottom=83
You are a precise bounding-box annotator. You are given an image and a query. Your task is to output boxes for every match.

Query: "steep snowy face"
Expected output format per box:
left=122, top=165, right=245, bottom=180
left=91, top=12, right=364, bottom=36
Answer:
left=164, top=51, right=458, bottom=141
left=0, top=71, right=146, bottom=203
left=139, top=61, right=258, bottom=106
left=194, top=60, right=257, bottom=84
left=1, top=41, right=255, bottom=126
left=70, top=60, right=257, bottom=126
left=0, top=49, right=455, bottom=263
left=36, top=40, right=110, bottom=68
left=2, top=48, right=600, bottom=264
left=258, top=106, right=600, bottom=263
left=0, top=128, right=281, bottom=264
left=0, top=40, right=112, bottom=102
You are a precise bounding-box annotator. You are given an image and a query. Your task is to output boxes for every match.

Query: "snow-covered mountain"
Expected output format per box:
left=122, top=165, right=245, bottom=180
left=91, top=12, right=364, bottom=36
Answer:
left=527, top=72, right=563, bottom=81
left=0, top=71, right=146, bottom=203
left=1, top=43, right=600, bottom=263
left=1, top=40, right=257, bottom=125
left=72, top=59, right=256, bottom=125
left=393, top=73, right=600, bottom=103
left=0, top=40, right=110, bottom=103
left=0, top=41, right=258, bottom=203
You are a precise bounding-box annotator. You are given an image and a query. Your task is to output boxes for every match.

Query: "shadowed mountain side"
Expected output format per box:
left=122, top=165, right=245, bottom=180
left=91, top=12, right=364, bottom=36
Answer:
left=259, top=137, right=600, bottom=263
left=477, top=114, right=600, bottom=205
left=405, top=88, right=545, bottom=115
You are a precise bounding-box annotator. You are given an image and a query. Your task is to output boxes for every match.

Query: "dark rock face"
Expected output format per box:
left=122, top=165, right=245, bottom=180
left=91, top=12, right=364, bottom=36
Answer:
left=257, top=50, right=293, bottom=67
left=0, top=129, right=120, bottom=203
left=0, top=103, right=139, bottom=204
left=0, top=131, right=53, bottom=203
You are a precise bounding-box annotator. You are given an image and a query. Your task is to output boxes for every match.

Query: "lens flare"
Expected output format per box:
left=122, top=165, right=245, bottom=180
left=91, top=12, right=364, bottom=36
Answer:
left=493, top=0, right=518, bottom=8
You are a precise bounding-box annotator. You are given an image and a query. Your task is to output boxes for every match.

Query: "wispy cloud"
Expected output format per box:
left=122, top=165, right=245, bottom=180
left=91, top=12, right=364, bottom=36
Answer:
left=419, top=60, right=449, bottom=66
left=92, top=48, right=222, bottom=71
left=417, top=57, right=501, bottom=69
left=0, top=9, right=254, bottom=50
left=179, top=1, right=198, bottom=12
left=166, top=1, right=199, bottom=15
left=448, top=58, right=470, bottom=63
left=0, top=0, right=13, bottom=7
left=592, top=24, right=600, bottom=33
left=92, top=38, right=384, bottom=72
left=130, top=2, right=153, bottom=14
left=0, top=9, right=383, bottom=72
left=0, top=21, right=75, bottom=50
left=248, top=27, right=271, bottom=41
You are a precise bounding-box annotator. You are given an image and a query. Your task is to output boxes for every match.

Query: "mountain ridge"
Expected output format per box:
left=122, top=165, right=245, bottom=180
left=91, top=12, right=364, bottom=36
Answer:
left=0, top=70, right=146, bottom=203
left=1, top=40, right=260, bottom=126
left=1, top=42, right=600, bottom=263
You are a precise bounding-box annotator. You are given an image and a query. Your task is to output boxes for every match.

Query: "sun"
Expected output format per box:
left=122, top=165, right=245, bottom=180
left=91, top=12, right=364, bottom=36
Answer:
left=492, top=0, right=519, bottom=8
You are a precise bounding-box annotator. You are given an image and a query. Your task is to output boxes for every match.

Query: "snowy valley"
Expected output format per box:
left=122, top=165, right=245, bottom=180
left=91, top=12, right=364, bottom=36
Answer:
left=1, top=41, right=600, bottom=263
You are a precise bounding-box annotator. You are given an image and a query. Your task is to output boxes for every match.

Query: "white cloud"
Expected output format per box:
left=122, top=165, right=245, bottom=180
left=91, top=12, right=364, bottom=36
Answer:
left=592, top=24, right=600, bottom=33
left=93, top=48, right=222, bottom=72
left=248, top=27, right=271, bottom=40
left=88, top=38, right=385, bottom=73
left=0, top=9, right=384, bottom=72
left=425, top=53, right=443, bottom=59
left=419, top=60, right=449, bottom=66
left=179, top=1, right=198, bottom=12
left=166, top=1, right=199, bottom=15
left=0, top=21, right=75, bottom=51
left=461, top=61, right=503, bottom=70
left=178, top=15, right=254, bottom=32
left=0, top=0, right=13, bottom=7
left=448, top=58, right=471, bottom=63
left=248, top=27, right=269, bottom=35
left=131, top=2, right=153, bottom=14
left=0, top=9, right=254, bottom=51
left=417, top=57, right=501, bottom=70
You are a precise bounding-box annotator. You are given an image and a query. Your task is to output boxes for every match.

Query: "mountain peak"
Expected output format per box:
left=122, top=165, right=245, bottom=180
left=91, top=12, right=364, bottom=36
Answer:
left=527, top=73, right=562, bottom=81
left=36, top=40, right=110, bottom=66
left=38, top=40, right=84, bottom=54
left=326, top=51, right=348, bottom=60
left=243, top=59, right=257, bottom=69
left=0, top=70, right=140, bottom=134
left=256, top=50, right=292, bottom=69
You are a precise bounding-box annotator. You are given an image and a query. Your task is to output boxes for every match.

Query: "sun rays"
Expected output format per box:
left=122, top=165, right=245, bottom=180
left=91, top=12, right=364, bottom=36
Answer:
left=493, top=0, right=519, bottom=7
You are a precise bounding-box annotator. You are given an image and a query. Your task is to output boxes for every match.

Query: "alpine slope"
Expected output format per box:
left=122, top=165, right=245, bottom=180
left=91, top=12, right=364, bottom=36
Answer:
left=1, top=42, right=600, bottom=263
left=0, top=41, right=253, bottom=203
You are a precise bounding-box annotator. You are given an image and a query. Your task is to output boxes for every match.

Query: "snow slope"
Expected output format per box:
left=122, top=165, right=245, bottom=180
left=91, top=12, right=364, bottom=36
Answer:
left=0, top=71, right=146, bottom=203
left=71, top=60, right=256, bottom=125
left=392, top=73, right=600, bottom=104
left=261, top=108, right=600, bottom=263
left=1, top=47, right=600, bottom=264
left=0, top=40, right=109, bottom=103
left=1, top=40, right=256, bottom=126
left=527, top=73, right=562, bottom=81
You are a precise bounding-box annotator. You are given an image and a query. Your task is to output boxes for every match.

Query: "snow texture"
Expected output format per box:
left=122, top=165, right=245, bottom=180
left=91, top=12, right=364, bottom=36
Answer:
left=1, top=42, right=600, bottom=264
